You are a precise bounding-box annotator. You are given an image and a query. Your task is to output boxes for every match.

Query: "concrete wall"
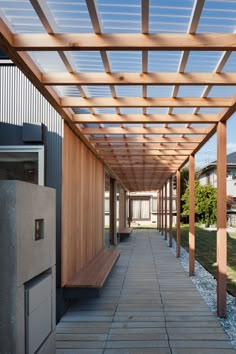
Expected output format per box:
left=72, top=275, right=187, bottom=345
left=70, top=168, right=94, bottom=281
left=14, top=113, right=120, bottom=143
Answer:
left=0, top=181, right=56, bottom=354
left=0, top=65, right=63, bottom=289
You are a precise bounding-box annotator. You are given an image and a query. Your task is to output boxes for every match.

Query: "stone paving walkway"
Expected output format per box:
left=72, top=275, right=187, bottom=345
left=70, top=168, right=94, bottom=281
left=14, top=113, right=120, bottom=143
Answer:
left=56, top=229, right=236, bottom=354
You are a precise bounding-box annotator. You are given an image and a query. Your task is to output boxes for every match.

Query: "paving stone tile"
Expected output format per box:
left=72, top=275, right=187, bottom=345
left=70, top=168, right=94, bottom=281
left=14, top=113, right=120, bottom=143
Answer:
left=56, top=341, right=106, bottom=349
left=103, top=349, right=171, bottom=354
left=105, top=340, right=169, bottom=349
left=57, top=231, right=235, bottom=353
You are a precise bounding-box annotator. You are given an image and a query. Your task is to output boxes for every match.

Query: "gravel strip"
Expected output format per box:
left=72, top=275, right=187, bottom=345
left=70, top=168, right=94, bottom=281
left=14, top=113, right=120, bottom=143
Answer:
left=168, top=236, right=236, bottom=348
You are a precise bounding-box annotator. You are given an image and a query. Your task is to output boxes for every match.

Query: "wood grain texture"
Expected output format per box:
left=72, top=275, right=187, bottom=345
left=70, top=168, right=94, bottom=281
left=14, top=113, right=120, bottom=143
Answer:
left=61, top=123, right=105, bottom=286
left=66, top=248, right=120, bottom=288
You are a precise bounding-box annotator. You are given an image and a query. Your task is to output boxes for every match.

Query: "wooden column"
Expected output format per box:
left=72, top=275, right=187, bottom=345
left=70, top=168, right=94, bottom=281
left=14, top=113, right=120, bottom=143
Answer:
left=124, top=190, right=127, bottom=228
left=128, top=194, right=132, bottom=228
left=119, top=188, right=125, bottom=231
left=161, top=187, right=164, bottom=235
left=110, top=178, right=117, bottom=245
left=165, top=181, right=168, bottom=240
left=169, top=175, right=173, bottom=247
left=217, top=121, right=227, bottom=318
left=176, top=169, right=181, bottom=258
left=158, top=190, right=161, bottom=230
left=189, top=154, right=195, bottom=276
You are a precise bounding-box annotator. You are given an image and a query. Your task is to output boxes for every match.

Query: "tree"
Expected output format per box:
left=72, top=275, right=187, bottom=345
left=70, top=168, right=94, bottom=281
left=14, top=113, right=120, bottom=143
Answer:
left=181, top=180, right=217, bottom=227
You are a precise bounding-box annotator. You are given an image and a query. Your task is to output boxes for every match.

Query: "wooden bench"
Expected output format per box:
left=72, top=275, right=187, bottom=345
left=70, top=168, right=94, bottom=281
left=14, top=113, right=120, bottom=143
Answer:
left=65, top=248, right=120, bottom=290
left=118, top=227, right=133, bottom=241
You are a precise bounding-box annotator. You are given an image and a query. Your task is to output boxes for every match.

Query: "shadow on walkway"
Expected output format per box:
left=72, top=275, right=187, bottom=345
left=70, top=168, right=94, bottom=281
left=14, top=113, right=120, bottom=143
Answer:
left=56, top=229, right=235, bottom=354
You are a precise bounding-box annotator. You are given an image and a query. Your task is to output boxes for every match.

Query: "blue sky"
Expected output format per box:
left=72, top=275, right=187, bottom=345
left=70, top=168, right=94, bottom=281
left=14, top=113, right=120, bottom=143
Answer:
left=196, top=113, right=236, bottom=168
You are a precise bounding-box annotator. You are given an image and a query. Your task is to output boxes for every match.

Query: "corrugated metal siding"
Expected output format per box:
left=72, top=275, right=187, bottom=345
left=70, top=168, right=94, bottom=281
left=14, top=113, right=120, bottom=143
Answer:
left=0, top=65, right=63, bottom=287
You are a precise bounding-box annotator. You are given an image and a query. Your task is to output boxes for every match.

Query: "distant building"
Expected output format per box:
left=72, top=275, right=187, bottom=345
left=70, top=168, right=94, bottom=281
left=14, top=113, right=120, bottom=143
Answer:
left=198, top=151, right=236, bottom=201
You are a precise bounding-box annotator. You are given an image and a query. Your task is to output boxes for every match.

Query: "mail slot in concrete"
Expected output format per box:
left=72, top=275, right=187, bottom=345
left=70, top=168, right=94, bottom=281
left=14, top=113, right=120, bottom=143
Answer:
left=0, top=181, right=56, bottom=354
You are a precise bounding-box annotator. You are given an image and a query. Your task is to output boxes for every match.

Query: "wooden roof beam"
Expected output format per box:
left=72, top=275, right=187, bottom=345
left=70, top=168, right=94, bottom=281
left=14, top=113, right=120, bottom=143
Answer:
left=73, top=113, right=218, bottom=124
left=62, top=97, right=232, bottom=108
left=94, top=143, right=198, bottom=150
left=82, top=126, right=212, bottom=135
left=43, top=72, right=236, bottom=86
left=12, top=33, right=236, bottom=51
left=99, top=151, right=191, bottom=156
left=89, top=136, right=203, bottom=143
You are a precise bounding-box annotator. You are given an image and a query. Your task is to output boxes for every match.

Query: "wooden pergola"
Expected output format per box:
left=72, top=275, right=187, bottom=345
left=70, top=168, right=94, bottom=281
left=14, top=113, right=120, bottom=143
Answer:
left=0, top=0, right=235, bottom=318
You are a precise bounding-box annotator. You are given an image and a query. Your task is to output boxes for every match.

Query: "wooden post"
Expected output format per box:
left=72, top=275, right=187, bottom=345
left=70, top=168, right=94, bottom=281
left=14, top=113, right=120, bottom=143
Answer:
left=110, top=178, right=117, bottom=245
left=176, top=169, right=181, bottom=258
left=161, top=187, right=164, bottom=235
left=158, top=190, right=161, bottom=230
left=189, top=154, right=195, bottom=276
left=165, top=181, right=168, bottom=240
left=217, top=121, right=227, bottom=318
left=124, top=190, right=127, bottom=228
left=119, top=188, right=125, bottom=231
left=169, top=175, right=173, bottom=247
left=128, top=194, right=132, bottom=228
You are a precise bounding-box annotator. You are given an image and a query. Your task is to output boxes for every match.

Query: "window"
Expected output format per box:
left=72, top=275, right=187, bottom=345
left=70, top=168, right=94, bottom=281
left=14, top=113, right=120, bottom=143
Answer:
left=0, top=145, right=44, bottom=185
left=152, top=197, right=157, bottom=213
left=131, top=197, right=150, bottom=221
left=105, top=198, right=110, bottom=213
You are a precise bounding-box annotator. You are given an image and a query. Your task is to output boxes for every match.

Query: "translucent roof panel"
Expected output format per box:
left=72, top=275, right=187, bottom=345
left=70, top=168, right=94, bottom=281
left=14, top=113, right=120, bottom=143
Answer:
left=119, top=108, right=142, bottom=114
left=208, top=86, right=235, bottom=98
left=109, top=52, right=142, bottom=72
left=97, top=0, right=141, bottom=33
left=71, top=52, right=105, bottom=72
left=146, top=108, right=168, bottom=114
left=198, top=108, right=222, bottom=114
left=147, top=86, right=173, bottom=97
left=47, top=0, right=93, bottom=33
left=73, top=108, right=91, bottom=114
left=123, top=123, right=142, bottom=128
left=149, top=0, right=194, bottom=33
left=222, top=52, right=236, bottom=72
left=0, top=0, right=45, bottom=33
left=172, top=108, right=197, bottom=114
left=198, top=0, right=236, bottom=33
left=54, top=86, right=81, bottom=97
left=95, top=108, right=117, bottom=114
left=185, top=51, right=223, bottom=72
left=103, top=124, right=120, bottom=128
left=115, top=86, right=142, bottom=98
left=149, top=52, right=182, bottom=72
left=82, top=86, right=112, bottom=98
left=28, top=52, right=68, bottom=72
left=177, top=86, right=207, bottom=98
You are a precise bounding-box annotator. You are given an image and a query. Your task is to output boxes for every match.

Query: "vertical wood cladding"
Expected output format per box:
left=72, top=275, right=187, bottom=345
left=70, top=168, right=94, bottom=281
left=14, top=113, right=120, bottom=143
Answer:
left=62, top=124, right=104, bottom=286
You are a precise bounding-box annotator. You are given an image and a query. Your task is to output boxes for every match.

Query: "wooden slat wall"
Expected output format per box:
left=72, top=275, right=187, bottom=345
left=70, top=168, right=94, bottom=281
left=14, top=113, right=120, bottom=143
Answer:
left=61, top=124, right=104, bottom=286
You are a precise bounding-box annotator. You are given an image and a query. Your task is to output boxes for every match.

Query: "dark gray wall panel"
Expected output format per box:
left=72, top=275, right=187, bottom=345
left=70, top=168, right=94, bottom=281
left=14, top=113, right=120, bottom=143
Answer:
left=0, top=66, right=63, bottom=290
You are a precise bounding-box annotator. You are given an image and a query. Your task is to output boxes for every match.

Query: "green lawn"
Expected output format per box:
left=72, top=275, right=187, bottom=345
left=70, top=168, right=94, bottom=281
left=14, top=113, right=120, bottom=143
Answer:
left=172, top=225, right=236, bottom=297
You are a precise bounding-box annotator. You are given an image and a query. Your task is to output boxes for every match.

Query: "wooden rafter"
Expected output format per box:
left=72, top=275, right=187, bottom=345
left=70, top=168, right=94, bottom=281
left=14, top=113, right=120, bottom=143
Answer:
left=73, top=113, right=218, bottom=124
left=94, top=144, right=198, bottom=150
left=82, top=126, right=212, bottom=135
left=89, top=136, right=203, bottom=143
left=11, top=33, right=236, bottom=51
left=42, top=72, right=236, bottom=86
left=63, top=97, right=232, bottom=108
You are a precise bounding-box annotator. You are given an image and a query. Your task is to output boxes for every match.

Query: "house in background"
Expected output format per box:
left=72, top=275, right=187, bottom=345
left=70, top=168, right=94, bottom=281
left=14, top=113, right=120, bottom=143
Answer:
left=104, top=188, right=177, bottom=229
left=198, top=151, right=236, bottom=201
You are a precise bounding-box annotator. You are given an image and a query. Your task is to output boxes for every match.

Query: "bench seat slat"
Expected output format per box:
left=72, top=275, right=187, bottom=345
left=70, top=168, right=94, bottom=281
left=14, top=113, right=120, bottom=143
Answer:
left=65, top=248, right=120, bottom=288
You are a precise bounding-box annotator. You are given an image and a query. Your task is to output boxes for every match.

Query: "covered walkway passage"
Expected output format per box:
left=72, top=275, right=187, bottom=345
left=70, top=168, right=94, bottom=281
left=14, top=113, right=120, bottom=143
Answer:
left=56, top=230, right=235, bottom=354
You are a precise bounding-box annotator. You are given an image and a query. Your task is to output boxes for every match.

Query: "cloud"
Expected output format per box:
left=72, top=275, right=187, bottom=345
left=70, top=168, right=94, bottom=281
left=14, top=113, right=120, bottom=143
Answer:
left=227, top=143, right=236, bottom=153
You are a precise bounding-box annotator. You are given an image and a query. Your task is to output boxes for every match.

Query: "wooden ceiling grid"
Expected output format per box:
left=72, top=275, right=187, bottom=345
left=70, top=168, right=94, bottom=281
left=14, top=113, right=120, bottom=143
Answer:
left=0, top=0, right=235, bottom=191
